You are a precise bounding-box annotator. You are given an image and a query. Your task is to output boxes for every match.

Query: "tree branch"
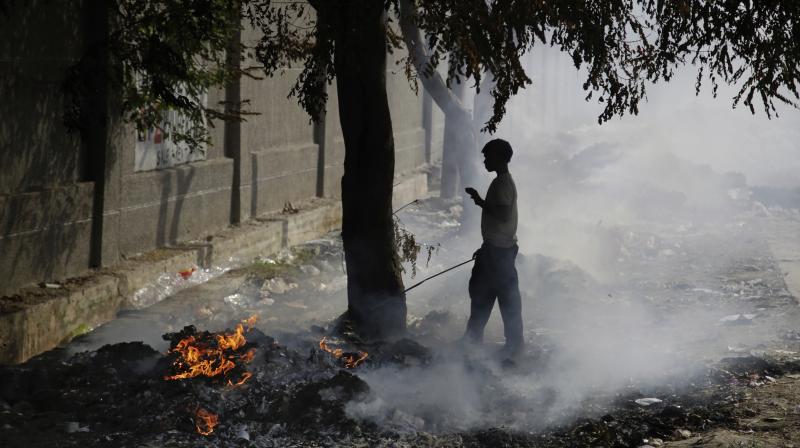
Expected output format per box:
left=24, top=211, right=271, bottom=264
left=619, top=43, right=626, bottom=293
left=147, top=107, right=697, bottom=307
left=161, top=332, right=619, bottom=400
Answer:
left=398, top=0, right=469, bottom=119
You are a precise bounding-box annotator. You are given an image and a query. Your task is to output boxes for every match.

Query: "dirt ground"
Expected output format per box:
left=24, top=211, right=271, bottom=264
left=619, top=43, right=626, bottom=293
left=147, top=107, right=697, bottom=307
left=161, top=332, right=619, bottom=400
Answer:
left=2, top=196, right=800, bottom=447
left=665, top=374, right=800, bottom=448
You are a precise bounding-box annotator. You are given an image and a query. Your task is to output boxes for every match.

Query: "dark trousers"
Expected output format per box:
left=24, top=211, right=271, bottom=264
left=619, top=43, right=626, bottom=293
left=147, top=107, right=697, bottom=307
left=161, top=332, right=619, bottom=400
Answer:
left=465, top=242, right=524, bottom=349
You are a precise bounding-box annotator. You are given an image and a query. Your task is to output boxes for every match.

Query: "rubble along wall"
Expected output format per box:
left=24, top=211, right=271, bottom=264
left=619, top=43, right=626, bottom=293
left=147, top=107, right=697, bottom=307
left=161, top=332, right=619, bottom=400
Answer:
left=0, top=5, right=444, bottom=296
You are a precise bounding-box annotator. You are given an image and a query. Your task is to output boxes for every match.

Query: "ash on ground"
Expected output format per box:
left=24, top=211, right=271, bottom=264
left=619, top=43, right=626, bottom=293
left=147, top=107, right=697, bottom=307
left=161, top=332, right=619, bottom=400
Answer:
left=3, top=196, right=800, bottom=447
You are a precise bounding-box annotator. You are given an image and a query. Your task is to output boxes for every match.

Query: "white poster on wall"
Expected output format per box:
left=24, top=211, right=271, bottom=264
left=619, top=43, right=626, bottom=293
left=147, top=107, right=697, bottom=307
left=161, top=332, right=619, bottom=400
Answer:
left=134, top=96, right=207, bottom=172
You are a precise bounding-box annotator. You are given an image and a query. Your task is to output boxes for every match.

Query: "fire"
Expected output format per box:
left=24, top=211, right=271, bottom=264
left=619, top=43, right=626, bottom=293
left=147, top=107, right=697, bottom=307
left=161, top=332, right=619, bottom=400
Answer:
left=318, top=336, right=368, bottom=368
left=195, top=407, right=219, bottom=436
left=227, top=371, right=252, bottom=387
left=242, top=314, right=258, bottom=328
left=165, top=316, right=258, bottom=385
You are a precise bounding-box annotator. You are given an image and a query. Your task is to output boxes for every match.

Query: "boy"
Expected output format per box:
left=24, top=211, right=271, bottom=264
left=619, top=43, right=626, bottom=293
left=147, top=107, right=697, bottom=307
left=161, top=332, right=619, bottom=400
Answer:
left=464, top=138, right=523, bottom=357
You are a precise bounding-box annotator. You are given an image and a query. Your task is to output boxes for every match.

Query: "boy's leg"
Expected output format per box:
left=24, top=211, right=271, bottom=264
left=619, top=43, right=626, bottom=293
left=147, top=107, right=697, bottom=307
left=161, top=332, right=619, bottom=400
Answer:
left=464, top=250, right=496, bottom=343
left=497, top=246, right=524, bottom=352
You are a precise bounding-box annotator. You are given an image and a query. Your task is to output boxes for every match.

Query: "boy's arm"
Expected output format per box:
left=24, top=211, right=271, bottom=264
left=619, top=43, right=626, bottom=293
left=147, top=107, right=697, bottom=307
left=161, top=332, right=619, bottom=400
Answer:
left=465, top=187, right=512, bottom=222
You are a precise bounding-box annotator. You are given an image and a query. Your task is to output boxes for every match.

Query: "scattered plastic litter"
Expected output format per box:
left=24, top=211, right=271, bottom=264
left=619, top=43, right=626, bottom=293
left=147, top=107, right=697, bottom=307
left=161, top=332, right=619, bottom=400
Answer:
left=673, top=429, right=692, bottom=439
left=727, top=345, right=749, bottom=353
left=719, top=314, right=757, bottom=325
left=236, top=424, right=250, bottom=441
left=300, top=264, right=321, bottom=276
left=283, top=301, right=308, bottom=309
left=44, top=283, right=61, bottom=289
left=223, top=293, right=251, bottom=308
left=773, top=349, right=798, bottom=355
left=261, top=277, right=297, bottom=295
left=63, top=422, right=89, bottom=433
left=178, top=266, right=196, bottom=279
left=130, top=259, right=240, bottom=309
left=634, top=398, right=663, bottom=406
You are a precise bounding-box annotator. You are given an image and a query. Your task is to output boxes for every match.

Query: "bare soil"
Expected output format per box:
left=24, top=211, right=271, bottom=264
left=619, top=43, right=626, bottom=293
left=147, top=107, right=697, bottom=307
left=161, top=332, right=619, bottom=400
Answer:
left=2, top=198, right=800, bottom=447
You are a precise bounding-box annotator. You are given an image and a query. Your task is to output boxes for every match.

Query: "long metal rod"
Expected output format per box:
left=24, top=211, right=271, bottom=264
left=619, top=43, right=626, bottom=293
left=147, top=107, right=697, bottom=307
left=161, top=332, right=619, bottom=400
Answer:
left=392, top=199, right=419, bottom=215
left=404, top=257, right=475, bottom=293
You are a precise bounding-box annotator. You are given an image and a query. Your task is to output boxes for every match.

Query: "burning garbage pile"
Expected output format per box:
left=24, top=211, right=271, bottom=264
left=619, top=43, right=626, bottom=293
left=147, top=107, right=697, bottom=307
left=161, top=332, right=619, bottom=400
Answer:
left=0, top=314, right=391, bottom=446
left=163, top=315, right=258, bottom=387
left=194, top=406, right=219, bottom=436
left=158, top=315, right=260, bottom=437
left=1, top=312, right=800, bottom=447
left=318, top=336, right=368, bottom=369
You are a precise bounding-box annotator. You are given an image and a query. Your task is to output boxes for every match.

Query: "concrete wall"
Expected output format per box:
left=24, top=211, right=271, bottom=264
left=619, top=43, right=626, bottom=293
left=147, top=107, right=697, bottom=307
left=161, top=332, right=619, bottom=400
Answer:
left=0, top=0, right=87, bottom=192
left=0, top=0, right=95, bottom=292
left=116, top=86, right=233, bottom=256
left=389, top=51, right=428, bottom=176
left=239, top=25, right=320, bottom=218
left=0, top=6, right=444, bottom=296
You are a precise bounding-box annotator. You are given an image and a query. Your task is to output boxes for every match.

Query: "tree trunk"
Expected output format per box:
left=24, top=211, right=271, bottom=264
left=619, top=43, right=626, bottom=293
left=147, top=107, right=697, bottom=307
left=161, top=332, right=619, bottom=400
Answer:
left=444, top=102, right=481, bottom=232
left=398, top=0, right=481, bottom=231
left=329, top=4, right=406, bottom=340
left=440, top=74, right=467, bottom=198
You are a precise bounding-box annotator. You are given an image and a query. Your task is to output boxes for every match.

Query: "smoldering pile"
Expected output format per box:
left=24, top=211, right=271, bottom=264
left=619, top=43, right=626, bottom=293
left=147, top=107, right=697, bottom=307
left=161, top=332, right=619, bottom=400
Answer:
left=0, top=314, right=453, bottom=447
left=0, top=321, right=373, bottom=447
left=3, top=311, right=800, bottom=448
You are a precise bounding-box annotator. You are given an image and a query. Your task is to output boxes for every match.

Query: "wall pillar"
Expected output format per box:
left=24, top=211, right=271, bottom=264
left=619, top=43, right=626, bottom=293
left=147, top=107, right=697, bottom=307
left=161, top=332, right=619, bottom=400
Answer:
left=85, top=0, right=122, bottom=268
left=225, top=22, right=244, bottom=224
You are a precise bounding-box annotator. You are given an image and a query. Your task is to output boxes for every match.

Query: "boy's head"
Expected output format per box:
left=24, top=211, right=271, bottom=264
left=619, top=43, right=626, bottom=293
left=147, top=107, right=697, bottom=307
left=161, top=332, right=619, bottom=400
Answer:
left=481, top=138, right=513, bottom=172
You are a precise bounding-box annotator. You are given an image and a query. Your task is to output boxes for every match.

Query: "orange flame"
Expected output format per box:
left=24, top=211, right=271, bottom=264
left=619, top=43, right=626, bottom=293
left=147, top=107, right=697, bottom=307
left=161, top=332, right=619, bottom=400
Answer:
left=319, top=336, right=368, bottom=368
left=342, top=351, right=369, bottom=369
left=228, top=371, right=253, bottom=387
left=165, top=316, right=258, bottom=385
left=195, top=407, right=219, bottom=436
left=242, top=315, right=258, bottom=328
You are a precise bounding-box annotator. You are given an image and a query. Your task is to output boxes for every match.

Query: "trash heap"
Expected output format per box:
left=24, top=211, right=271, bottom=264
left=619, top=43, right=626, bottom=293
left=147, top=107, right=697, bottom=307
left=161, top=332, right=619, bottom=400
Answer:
left=2, top=314, right=799, bottom=448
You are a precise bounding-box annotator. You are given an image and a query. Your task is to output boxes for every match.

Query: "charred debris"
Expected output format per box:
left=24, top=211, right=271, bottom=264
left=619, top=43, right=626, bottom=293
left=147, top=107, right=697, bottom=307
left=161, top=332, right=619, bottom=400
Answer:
left=2, top=311, right=800, bottom=447
left=3, top=198, right=800, bottom=447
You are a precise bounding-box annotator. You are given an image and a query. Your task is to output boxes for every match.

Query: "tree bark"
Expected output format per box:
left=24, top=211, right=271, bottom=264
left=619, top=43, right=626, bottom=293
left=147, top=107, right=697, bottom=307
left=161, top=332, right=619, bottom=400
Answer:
left=440, top=74, right=467, bottom=198
left=327, top=3, right=406, bottom=339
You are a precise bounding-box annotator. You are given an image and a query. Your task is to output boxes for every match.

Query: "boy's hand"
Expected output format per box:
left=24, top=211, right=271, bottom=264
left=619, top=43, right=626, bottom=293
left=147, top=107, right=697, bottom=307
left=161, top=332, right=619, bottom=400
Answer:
left=464, top=187, right=483, bottom=206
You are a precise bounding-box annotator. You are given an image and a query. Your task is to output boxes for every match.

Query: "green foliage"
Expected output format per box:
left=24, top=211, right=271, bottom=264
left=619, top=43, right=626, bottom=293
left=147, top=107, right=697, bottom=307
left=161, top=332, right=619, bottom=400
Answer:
left=244, top=1, right=332, bottom=122
left=392, top=216, right=439, bottom=278
left=640, top=0, right=800, bottom=117
left=396, top=0, right=800, bottom=130
left=243, top=246, right=316, bottom=279
left=66, top=323, right=92, bottom=341
left=63, top=1, right=800, bottom=158
left=65, top=0, right=251, bottom=148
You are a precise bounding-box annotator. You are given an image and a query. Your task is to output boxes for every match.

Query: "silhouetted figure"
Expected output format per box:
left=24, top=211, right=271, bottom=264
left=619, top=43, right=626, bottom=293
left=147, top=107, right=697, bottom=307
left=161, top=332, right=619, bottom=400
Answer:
left=464, top=138, right=523, bottom=357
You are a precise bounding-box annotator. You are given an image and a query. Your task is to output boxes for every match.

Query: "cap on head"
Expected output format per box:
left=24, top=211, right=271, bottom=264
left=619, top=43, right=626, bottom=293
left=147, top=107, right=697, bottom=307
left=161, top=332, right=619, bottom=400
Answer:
left=481, top=138, right=513, bottom=163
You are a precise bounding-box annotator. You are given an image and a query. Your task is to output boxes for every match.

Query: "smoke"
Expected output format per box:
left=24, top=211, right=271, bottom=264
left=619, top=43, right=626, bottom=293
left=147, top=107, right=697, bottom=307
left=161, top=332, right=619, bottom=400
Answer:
left=352, top=46, right=800, bottom=432
left=493, top=46, right=800, bottom=278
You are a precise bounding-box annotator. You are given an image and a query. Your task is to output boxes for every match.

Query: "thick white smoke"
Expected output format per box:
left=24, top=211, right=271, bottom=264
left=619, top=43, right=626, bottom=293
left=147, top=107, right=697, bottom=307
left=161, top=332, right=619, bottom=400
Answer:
left=352, top=46, right=800, bottom=432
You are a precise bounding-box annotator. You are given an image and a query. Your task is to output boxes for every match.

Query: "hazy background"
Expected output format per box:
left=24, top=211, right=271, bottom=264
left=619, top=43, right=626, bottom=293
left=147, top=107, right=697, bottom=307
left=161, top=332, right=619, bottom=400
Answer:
left=352, top=46, right=800, bottom=432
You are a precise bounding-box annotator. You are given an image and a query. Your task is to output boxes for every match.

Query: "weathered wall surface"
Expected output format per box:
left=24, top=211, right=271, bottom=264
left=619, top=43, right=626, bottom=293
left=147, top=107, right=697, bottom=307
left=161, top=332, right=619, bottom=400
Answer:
left=0, top=0, right=95, bottom=292
left=239, top=24, right=320, bottom=219
left=0, top=7, right=445, bottom=296
left=116, top=87, right=233, bottom=256
left=0, top=0, right=87, bottom=192
left=389, top=51, right=427, bottom=176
